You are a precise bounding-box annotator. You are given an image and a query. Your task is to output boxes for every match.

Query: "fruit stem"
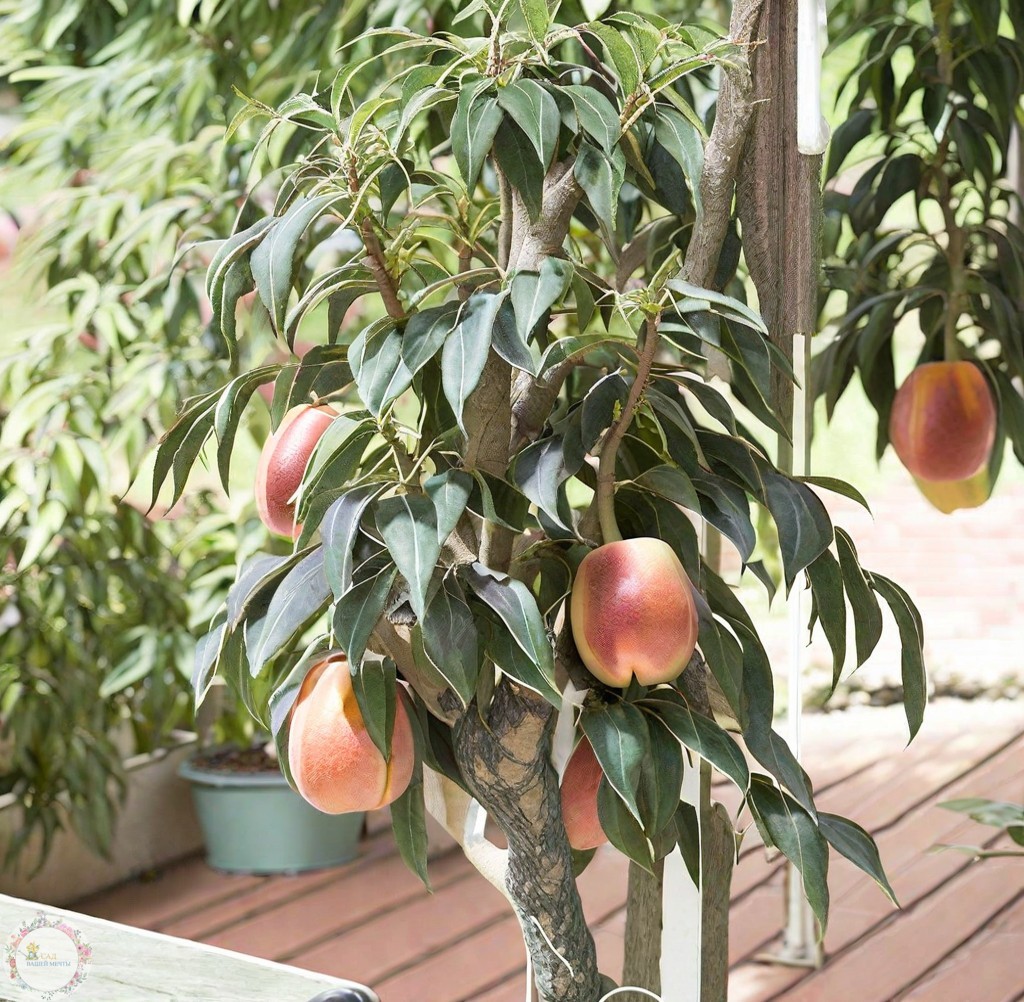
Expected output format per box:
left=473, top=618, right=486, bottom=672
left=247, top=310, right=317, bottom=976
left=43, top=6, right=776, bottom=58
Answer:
left=595, top=313, right=661, bottom=544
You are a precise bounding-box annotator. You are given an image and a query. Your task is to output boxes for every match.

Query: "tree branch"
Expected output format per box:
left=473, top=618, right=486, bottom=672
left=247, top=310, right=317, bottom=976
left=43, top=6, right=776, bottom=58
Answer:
left=360, top=217, right=406, bottom=320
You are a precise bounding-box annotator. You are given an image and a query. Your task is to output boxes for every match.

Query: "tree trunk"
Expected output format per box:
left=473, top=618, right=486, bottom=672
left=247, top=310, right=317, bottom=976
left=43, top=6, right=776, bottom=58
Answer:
left=621, top=859, right=664, bottom=999
left=453, top=680, right=602, bottom=1002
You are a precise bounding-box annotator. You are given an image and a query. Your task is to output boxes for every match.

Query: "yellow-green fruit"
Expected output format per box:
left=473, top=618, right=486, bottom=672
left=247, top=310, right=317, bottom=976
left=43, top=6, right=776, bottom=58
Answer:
left=913, top=464, right=991, bottom=514
left=570, top=537, right=699, bottom=688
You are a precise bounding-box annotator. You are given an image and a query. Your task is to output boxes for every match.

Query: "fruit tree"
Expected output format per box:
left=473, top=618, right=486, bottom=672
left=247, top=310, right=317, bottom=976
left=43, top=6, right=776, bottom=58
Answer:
left=149, top=3, right=936, bottom=998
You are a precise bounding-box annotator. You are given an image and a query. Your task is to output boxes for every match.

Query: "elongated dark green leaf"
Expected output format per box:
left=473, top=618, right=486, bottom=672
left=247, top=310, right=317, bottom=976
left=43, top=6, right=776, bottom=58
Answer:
left=249, top=548, right=331, bottom=676
left=762, top=471, right=834, bottom=592
left=320, top=484, right=386, bottom=597
left=692, top=470, right=754, bottom=561
left=451, top=79, right=502, bottom=189
left=639, top=718, right=685, bottom=837
left=641, top=689, right=749, bottom=793
left=581, top=701, right=651, bottom=823
left=250, top=193, right=346, bottom=332
left=213, top=365, right=280, bottom=490
left=563, top=85, right=621, bottom=151
left=484, top=613, right=561, bottom=706
left=497, top=77, right=560, bottom=167
left=798, top=476, right=871, bottom=513
left=491, top=297, right=537, bottom=374
left=694, top=594, right=743, bottom=716
left=512, top=436, right=572, bottom=529
left=806, top=548, right=847, bottom=689
left=463, top=562, right=555, bottom=680
left=375, top=494, right=441, bottom=619
left=351, top=656, right=397, bottom=762
left=653, top=106, right=704, bottom=218
left=834, top=528, right=883, bottom=667
left=634, top=464, right=700, bottom=513
left=424, top=469, right=474, bottom=546
left=574, top=142, right=616, bottom=231
left=402, top=303, right=462, bottom=375
left=597, top=776, right=654, bottom=871
left=819, top=812, right=898, bottom=906
left=748, top=775, right=830, bottom=935
left=442, top=292, right=501, bottom=432
left=419, top=576, right=479, bottom=706
left=494, top=121, right=544, bottom=220
left=150, top=389, right=219, bottom=509
left=349, top=321, right=414, bottom=417
left=226, top=552, right=297, bottom=628
left=333, top=564, right=397, bottom=668
left=511, top=258, right=574, bottom=342
left=191, top=623, right=226, bottom=707
left=870, top=573, right=926, bottom=741
left=391, top=754, right=431, bottom=888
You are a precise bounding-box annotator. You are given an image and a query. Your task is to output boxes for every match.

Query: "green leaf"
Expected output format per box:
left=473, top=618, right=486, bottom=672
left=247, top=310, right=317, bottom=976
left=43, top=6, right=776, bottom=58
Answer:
left=653, top=106, right=704, bottom=218
left=563, top=85, right=621, bottom=152
left=634, top=464, right=700, bottom=514
left=870, top=573, right=926, bottom=741
left=214, top=366, right=280, bottom=490
left=497, top=78, right=560, bottom=168
left=511, top=257, right=574, bottom=342
left=391, top=751, right=431, bottom=888
left=581, top=702, right=651, bottom=823
left=806, top=548, right=847, bottom=689
left=375, top=494, right=442, bottom=619
left=494, top=120, right=544, bottom=220
left=320, top=485, right=386, bottom=597
left=639, top=719, right=685, bottom=837
left=418, top=576, right=479, bottom=707
left=424, top=469, right=474, bottom=546
left=641, top=689, right=749, bottom=793
left=797, top=476, right=871, bottom=513
left=402, top=303, right=462, bottom=375
left=463, top=562, right=555, bottom=682
left=834, top=528, right=883, bottom=667
left=442, top=292, right=501, bottom=432
left=248, top=549, right=331, bottom=677
left=748, top=775, right=830, bottom=935
left=250, top=193, right=346, bottom=333
left=351, top=656, right=397, bottom=762
left=451, top=79, right=502, bottom=190
left=333, top=564, right=397, bottom=668
left=484, top=613, right=562, bottom=706
left=518, top=0, right=551, bottom=41
left=819, top=812, right=898, bottom=907
left=762, top=471, right=834, bottom=593
left=574, top=142, right=617, bottom=235
left=490, top=296, right=537, bottom=374
left=349, top=321, right=414, bottom=417
left=511, top=436, right=572, bottom=529
left=597, top=776, right=654, bottom=871
left=585, top=22, right=642, bottom=95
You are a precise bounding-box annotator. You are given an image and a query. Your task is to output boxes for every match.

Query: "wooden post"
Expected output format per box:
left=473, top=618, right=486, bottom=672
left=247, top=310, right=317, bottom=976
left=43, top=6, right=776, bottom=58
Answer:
left=737, top=0, right=826, bottom=969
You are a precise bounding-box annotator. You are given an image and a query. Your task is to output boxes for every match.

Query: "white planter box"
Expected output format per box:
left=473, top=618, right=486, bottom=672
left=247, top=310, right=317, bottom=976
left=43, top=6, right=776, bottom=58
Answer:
left=0, top=732, right=203, bottom=906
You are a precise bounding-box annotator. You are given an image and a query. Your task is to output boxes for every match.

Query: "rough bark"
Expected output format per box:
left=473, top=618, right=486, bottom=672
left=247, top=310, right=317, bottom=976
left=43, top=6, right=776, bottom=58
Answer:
left=621, top=858, right=665, bottom=1001
left=454, top=681, right=602, bottom=1002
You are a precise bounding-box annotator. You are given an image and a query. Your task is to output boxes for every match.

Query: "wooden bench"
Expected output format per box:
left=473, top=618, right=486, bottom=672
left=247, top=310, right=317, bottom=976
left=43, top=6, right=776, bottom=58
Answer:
left=0, top=893, right=378, bottom=1001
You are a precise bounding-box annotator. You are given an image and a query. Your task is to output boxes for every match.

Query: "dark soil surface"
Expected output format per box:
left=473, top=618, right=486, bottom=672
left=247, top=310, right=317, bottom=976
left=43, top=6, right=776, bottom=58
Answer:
left=190, top=745, right=280, bottom=774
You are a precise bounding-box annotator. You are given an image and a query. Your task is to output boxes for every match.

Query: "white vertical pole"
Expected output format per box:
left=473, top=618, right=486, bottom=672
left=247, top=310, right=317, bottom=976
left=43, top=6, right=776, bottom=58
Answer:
left=660, top=518, right=719, bottom=1002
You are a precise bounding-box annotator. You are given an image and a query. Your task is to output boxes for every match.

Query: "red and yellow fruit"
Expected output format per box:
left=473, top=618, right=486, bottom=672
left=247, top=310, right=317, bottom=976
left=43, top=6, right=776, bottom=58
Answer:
left=560, top=737, right=607, bottom=851
left=570, top=537, right=699, bottom=688
left=254, top=403, right=335, bottom=537
left=913, top=465, right=991, bottom=514
left=888, top=361, right=996, bottom=482
left=287, top=652, right=415, bottom=814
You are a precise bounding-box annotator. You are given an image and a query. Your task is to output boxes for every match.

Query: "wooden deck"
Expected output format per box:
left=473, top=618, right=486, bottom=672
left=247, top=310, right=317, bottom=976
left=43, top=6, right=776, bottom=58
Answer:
left=73, top=699, right=1024, bottom=1002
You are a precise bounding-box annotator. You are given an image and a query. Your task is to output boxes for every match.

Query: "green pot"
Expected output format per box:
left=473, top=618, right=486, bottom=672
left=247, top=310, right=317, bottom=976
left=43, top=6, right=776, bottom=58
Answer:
left=179, top=756, right=364, bottom=874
